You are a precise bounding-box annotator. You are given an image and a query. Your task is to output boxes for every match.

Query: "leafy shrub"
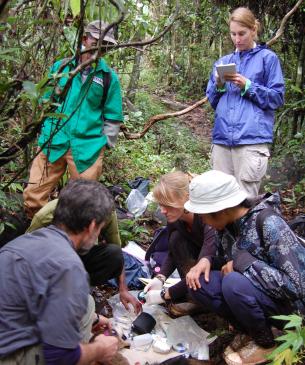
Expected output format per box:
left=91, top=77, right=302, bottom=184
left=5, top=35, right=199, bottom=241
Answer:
left=268, top=314, right=305, bottom=365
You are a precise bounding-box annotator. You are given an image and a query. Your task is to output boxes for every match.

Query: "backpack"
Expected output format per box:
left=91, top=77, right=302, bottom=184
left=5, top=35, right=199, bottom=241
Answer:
left=100, top=70, right=111, bottom=107
left=145, top=226, right=169, bottom=273
left=256, top=209, right=305, bottom=248
left=60, top=57, right=111, bottom=107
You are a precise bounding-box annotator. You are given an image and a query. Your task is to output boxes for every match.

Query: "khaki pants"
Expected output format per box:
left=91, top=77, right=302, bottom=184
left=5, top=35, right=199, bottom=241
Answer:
left=211, top=143, right=270, bottom=198
left=80, top=294, right=96, bottom=343
left=0, top=345, right=44, bottom=365
left=23, top=149, right=105, bottom=218
left=0, top=295, right=95, bottom=364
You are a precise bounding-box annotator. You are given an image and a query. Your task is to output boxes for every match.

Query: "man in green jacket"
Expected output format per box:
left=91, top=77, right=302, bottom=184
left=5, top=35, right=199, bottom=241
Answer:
left=23, top=20, right=123, bottom=218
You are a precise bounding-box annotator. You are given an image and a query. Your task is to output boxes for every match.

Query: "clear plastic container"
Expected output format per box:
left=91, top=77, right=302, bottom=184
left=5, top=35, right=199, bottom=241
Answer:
left=130, top=333, right=153, bottom=351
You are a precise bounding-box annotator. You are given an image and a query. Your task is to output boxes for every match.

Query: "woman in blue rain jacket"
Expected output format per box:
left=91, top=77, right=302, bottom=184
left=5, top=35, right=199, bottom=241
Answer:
left=206, top=7, right=285, bottom=198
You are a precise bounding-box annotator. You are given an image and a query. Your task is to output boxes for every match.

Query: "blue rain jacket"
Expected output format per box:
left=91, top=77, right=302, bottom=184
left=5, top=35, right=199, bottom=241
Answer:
left=206, top=45, right=285, bottom=146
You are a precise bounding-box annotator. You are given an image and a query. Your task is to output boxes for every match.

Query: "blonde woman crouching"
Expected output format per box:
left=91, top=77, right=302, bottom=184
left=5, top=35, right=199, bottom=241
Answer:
left=144, top=171, right=216, bottom=312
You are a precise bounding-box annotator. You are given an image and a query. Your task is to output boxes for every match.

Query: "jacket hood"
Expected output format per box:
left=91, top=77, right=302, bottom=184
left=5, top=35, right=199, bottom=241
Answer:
left=235, top=43, right=268, bottom=57
left=218, top=44, right=268, bottom=64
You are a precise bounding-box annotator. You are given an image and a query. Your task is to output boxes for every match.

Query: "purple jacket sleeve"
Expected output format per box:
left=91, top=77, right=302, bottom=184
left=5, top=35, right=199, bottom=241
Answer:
left=43, top=343, right=81, bottom=365
left=160, top=251, right=176, bottom=278
left=199, top=224, right=217, bottom=262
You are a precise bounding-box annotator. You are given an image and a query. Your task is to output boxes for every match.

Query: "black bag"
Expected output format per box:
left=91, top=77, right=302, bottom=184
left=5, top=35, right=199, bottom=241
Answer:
left=131, top=312, right=156, bottom=334
left=128, top=177, right=150, bottom=197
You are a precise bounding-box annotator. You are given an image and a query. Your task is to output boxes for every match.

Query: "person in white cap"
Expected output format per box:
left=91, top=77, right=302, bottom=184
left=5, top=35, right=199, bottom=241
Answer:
left=23, top=20, right=123, bottom=219
left=184, top=170, right=305, bottom=365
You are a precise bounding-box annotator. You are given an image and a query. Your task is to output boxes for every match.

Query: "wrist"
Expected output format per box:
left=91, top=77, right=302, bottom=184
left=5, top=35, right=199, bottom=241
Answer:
left=80, top=341, right=105, bottom=363
left=199, top=257, right=210, bottom=266
left=155, top=274, right=166, bottom=285
left=160, top=288, right=170, bottom=302
left=119, top=282, right=128, bottom=292
left=241, top=78, right=251, bottom=96
left=119, top=286, right=128, bottom=292
left=216, top=83, right=226, bottom=92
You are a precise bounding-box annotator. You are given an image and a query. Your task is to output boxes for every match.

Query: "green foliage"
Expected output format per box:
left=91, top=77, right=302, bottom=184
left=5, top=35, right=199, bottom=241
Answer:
left=268, top=314, right=305, bottom=365
left=118, top=218, right=150, bottom=246
left=281, top=179, right=305, bottom=209
left=0, top=184, right=23, bottom=235
left=0, top=0, right=304, bottom=216
left=103, top=88, right=210, bottom=185
left=69, top=0, right=81, bottom=18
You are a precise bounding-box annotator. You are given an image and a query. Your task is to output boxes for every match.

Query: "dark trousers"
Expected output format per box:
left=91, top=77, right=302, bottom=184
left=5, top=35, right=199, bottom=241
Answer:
left=80, top=243, right=124, bottom=286
left=168, top=230, right=202, bottom=278
left=190, top=271, right=292, bottom=333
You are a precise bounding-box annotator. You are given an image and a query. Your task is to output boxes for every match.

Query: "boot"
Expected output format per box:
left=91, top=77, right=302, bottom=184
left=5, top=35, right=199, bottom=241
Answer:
left=224, top=326, right=276, bottom=365
left=167, top=301, right=207, bottom=317
left=250, top=325, right=275, bottom=349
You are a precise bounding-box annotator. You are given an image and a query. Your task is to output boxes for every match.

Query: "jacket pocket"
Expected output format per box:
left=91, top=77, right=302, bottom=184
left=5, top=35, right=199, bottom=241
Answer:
left=87, top=81, right=104, bottom=109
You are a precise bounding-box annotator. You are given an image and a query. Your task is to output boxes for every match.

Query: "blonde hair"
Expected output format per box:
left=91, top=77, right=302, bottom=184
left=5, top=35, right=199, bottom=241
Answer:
left=153, top=171, right=192, bottom=209
left=229, top=7, right=261, bottom=39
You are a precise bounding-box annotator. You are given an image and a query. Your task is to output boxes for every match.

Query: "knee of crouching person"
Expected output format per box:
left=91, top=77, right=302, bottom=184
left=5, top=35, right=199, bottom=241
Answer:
left=221, top=271, right=242, bottom=297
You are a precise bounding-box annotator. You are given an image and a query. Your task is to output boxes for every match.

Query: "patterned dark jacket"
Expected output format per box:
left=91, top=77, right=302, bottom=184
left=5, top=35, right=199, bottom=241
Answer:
left=219, top=193, right=305, bottom=314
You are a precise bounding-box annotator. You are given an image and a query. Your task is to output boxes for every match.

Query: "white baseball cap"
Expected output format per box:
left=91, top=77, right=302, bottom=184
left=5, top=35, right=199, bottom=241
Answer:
left=184, top=170, right=248, bottom=214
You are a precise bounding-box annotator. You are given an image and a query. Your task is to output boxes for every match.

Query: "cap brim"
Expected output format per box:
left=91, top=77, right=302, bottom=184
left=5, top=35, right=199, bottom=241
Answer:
left=90, top=32, right=117, bottom=44
left=184, top=190, right=248, bottom=214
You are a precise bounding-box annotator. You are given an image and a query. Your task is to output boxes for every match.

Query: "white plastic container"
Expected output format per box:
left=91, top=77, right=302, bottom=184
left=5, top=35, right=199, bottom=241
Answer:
left=130, top=333, right=153, bottom=349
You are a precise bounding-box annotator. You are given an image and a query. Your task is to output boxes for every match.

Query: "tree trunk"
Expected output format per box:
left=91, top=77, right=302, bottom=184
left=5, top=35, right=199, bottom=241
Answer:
left=126, top=48, right=143, bottom=104
left=293, top=30, right=305, bottom=134
left=295, top=31, right=305, bottom=89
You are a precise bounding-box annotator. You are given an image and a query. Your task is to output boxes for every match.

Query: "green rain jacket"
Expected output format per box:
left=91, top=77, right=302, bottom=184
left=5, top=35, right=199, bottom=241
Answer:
left=38, top=58, right=123, bottom=173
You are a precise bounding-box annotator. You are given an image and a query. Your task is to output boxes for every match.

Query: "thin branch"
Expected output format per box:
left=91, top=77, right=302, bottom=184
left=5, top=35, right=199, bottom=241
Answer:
left=36, top=0, right=49, bottom=19
left=121, top=97, right=208, bottom=139
left=267, top=0, right=304, bottom=46
left=88, top=12, right=179, bottom=53
left=11, top=0, right=32, bottom=14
